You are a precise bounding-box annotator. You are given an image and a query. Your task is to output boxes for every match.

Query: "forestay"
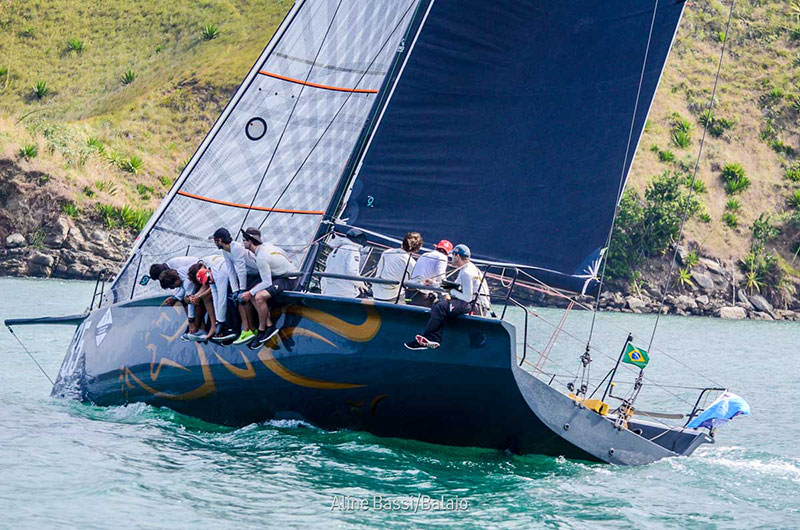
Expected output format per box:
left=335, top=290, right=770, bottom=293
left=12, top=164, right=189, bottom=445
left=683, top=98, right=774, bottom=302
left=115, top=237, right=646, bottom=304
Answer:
left=341, top=0, right=685, bottom=292
left=109, top=0, right=420, bottom=302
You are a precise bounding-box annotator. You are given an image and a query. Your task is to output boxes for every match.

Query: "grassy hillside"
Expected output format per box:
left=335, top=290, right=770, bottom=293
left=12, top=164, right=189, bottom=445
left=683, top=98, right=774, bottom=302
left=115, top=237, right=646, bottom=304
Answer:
left=0, top=0, right=290, bottom=226
left=0, top=0, right=798, bottom=287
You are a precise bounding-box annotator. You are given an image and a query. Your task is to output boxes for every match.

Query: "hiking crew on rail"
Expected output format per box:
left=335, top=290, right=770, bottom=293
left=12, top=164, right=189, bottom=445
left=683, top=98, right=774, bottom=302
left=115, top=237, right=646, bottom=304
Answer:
left=152, top=227, right=492, bottom=348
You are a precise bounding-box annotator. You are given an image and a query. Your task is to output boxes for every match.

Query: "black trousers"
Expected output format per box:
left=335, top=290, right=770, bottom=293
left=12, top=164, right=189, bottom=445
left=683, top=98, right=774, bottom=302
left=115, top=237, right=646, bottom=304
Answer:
left=422, top=298, right=472, bottom=343
left=407, top=289, right=436, bottom=308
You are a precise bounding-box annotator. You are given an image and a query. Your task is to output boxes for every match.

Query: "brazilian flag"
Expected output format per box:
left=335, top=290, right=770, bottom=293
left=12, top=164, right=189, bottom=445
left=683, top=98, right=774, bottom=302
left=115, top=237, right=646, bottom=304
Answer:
left=622, top=343, right=649, bottom=368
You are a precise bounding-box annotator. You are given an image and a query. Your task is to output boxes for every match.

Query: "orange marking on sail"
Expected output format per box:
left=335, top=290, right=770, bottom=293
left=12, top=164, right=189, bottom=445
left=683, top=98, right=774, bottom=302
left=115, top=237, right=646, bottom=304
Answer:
left=258, top=70, right=378, bottom=94
left=176, top=191, right=323, bottom=215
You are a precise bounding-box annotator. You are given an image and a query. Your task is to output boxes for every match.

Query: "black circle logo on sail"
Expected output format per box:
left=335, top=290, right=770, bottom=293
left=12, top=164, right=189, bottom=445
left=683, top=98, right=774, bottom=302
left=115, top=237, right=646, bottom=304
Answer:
left=245, top=117, right=267, bottom=140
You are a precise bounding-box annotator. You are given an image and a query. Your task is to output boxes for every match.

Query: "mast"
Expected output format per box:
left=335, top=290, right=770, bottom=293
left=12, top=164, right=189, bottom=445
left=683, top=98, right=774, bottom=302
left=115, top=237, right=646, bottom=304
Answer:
left=298, top=0, right=434, bottom=285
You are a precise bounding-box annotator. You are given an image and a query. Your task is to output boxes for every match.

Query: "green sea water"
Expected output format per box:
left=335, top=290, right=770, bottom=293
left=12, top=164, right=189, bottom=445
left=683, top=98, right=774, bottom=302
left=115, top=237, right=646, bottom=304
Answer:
left=1, top=277, right=798, bottom=528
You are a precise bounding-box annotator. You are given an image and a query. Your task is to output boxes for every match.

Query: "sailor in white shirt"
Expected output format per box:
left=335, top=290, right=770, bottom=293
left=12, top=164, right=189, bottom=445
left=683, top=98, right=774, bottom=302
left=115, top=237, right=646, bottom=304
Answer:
left=320, top=229, right=367, bottom=298
left=236, top=227, right=299, bottom=347
left=405, top=244, right=488, bottom=350
left=408, top=239, right=453, bottom=307
left=212, top=227, right=259, bottom=342
left=184, top=254, right=235, bottom=342
left=150, top=256, right=199, bottom=333
left=372, top=231, right=422, bottom=303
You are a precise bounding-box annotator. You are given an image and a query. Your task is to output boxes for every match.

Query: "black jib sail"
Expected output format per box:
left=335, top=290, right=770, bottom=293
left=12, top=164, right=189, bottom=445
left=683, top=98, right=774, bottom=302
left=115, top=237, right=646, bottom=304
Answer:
left=341, top=0, right=685, bottom=292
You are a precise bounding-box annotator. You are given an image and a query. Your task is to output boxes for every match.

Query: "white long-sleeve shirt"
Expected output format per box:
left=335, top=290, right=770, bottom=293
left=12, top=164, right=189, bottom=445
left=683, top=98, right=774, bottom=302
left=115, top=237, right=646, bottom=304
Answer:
left=249, top=243, right=298, bottom=295
left=200, top=254, right=229, bottom=322
left=321, top=239, right=363, bottom=298
left=372, top=248, right=415, bottom=302
left=165, top=256, right=198, bottom=300
left=222, top=241, right=257, bottom=292
left=166, top=256, right=199, bottom=318
left=410, top=250, right=448, bottom=289
left=451, top=261, right=489, bottom=310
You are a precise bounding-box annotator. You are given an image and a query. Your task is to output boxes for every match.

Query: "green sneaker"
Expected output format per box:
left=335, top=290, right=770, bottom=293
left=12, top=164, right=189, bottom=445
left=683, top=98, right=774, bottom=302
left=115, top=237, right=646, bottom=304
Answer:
left=232, top=329, right=255, bottom=345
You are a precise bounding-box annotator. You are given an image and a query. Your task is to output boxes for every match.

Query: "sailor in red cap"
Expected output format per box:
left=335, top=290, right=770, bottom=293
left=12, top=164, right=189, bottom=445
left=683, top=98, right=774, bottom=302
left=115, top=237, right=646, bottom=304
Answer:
left=407, top=239, right=453, bottom=307
left=183, top=255, right=236, bottom=343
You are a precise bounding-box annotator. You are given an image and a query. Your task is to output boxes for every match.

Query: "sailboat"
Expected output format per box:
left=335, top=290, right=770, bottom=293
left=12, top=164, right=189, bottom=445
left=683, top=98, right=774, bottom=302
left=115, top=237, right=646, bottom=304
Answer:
left=5, top=0, right=745, bottom=465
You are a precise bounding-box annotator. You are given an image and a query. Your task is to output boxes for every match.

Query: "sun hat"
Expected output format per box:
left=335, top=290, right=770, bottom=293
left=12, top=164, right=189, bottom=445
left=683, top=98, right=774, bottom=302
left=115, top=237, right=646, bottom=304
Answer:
left=434, top=240, right=454, bottom=254
left=452, top=244, right=470, bottom=258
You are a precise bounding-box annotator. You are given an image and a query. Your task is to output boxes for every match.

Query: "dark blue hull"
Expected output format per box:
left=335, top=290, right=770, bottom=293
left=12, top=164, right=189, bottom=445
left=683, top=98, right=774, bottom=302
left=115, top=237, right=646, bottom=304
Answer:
left=53, top=292, right=599, bottom=460
left=53, top=292, right=710, bottom=464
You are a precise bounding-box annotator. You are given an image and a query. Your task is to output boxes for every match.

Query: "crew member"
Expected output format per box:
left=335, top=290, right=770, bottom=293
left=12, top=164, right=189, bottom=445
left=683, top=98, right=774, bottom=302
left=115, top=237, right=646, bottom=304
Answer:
left=371, top=232, right=422, bottom=303
left=237, top=227, right=299, bottom=347
left=404, top=244, right=482, bottom=350
left=184, top=255, right=236, bottom=343
left=407, top=239, right=453, bottom=307
left=150, top=256, right=200, bottom=334
left=211, top=227, right=259, bottom=344
left=320, top=229, right=367, bottom=298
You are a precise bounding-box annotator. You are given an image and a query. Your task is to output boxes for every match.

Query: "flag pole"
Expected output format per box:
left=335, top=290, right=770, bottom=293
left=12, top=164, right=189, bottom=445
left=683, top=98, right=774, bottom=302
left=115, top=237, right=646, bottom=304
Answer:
left=602, top=333, right=633, bottom=402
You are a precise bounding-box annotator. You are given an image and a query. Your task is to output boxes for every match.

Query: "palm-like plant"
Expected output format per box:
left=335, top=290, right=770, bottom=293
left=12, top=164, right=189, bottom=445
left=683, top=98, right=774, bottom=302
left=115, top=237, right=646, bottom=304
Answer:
left=201, top=24, right=219, bottom=40
left=120, top=70, right=135, bottom=85
left=32, top=80, right=50, bottom=99
left=677, top=267, right=694, bottom=288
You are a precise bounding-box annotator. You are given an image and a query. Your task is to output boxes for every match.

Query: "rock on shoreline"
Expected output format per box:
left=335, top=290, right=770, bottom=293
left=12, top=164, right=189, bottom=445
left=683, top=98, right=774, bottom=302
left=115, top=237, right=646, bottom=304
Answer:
left=1, top=218, right=125, bottom=282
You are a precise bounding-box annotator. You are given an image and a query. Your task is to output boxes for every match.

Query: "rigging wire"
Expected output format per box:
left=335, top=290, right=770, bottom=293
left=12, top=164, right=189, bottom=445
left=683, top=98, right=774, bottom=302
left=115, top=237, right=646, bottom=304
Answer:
left=513, top=267, right=726, bottom=388
left=6, top=325, right=54, bottom=385
left=237, top=0, right=346, bottom=234
left=646, top=0, right=737, bottom=355
left=252, top=1, right=421, bottom=234
left=511, top=302, right=700, bottom=410
left=585, top=0, right=662, bottom=350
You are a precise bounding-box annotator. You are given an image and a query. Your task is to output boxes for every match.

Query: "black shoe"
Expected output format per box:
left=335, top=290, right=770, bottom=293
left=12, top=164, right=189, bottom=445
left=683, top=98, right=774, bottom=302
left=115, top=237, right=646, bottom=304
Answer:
left=210, top=327, right=237, bottom=345
left=248, top=326, right=279, bottom=349
left=404, top=340, right=427, bottom=351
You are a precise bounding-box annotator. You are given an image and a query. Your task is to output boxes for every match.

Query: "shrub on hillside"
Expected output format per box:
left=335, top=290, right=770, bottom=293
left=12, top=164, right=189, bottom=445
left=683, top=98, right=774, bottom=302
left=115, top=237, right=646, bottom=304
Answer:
left=789, top=190, right=800, bottom=209
left=32, top=81, right=50, bottom=99
left=752, top=213, right=780, bottom=245
left=62, top=201, right=79, bottom=218
left=671, top=130, right=691, bottom=149
left=95, top=179, right=118, bottom=196
left=120, top=156, right=143, bottom=173
left=722, top=211, right=739, bottom=228
left=659, top=149, right=675, bottom=162
left=721, top=163, right=750, bottom=195
left=120, top=70, right=135, bottom=85
left=201, top=24, right=219, bottom=40
left=605, top=171, right=701, bottom=281
left=784, top=163, right=800, bottom=182
left=18, top=144, right=38, bottom=159
left=698, top=109, right=734, bottom=138
left=67, top=38, right=84, bottom=53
